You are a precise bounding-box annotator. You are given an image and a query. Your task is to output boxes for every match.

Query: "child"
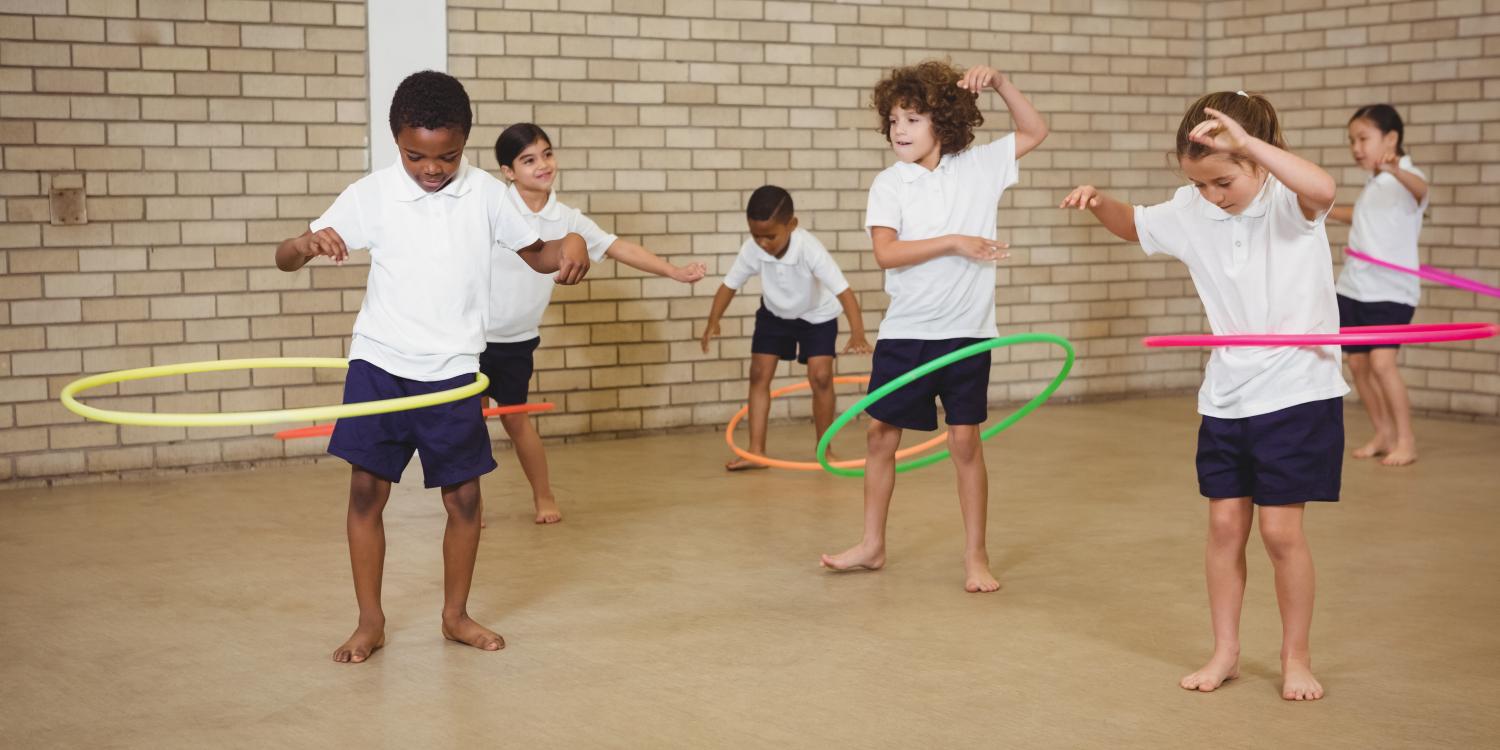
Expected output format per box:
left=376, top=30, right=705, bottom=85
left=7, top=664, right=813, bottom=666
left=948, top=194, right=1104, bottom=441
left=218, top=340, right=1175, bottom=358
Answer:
left=1060, top=91, right=1345, bottom=701
left=483, top=123, right=707, bottom=524
left=274, top=71, right=591, bottom=664
left=820, top=61, right=1048, bottom=593
left=1330, top=105, right=1428, bottom=466
left=699, top=185, right=872, bottom=471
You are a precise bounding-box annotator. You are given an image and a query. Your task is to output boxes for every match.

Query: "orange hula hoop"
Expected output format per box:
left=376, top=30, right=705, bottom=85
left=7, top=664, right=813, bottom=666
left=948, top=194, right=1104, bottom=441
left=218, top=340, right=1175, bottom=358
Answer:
left=724, top=375, right=947, bottom=471
left=275, top=401, right=556, bottom=440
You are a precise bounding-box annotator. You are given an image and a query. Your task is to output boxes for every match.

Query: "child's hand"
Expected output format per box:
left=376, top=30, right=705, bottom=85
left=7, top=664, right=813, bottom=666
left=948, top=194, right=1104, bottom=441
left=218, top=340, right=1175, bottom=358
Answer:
left=302, top=228, right=348, bottom=265
left=555, top=243, right=590, bottom=285
left=671, top=262, right=707, bottom=283
left=1188, top=107, right=1255, bottom=155
left=957, top=65, right=1006, bottom=94
left=952, top=235, right=1010, bottom=262
left=843, top=334, right=872, bottom=355
left=700, top=321, right=719, bottom=353
left=1375, top=151, right=1400, bottom=173
left=1060, top=185, right=1101, bottom=210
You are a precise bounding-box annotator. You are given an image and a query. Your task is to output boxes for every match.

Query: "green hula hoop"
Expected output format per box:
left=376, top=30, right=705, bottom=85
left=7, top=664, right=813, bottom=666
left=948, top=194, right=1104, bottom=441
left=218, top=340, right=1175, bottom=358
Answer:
left=60, top=357, right=489, bottom=428
left=816, top=333, right=1075, bottom=477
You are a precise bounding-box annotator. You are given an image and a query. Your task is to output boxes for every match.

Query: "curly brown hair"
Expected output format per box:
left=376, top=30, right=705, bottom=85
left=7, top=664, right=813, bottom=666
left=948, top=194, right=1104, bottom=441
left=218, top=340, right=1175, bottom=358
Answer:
left=872, top=60, right=983, bottom=155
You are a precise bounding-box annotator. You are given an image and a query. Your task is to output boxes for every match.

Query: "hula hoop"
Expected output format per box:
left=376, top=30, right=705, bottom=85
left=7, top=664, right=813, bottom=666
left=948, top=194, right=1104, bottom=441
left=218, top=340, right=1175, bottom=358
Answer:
left=1143, top=322, right=1498, bottom=348
left=816, top=333, right=1076, bottom=478
left=1347, top=247, right=1500, bottom=299
left=59, top=358, right=489, bottom=428
left=724, top=376, right=950, bottom=471
left=275, top=401, right=556, bottom=440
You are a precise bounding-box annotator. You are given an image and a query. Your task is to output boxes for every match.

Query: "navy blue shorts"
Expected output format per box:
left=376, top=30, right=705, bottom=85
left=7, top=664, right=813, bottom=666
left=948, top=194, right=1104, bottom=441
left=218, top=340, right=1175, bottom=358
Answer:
left=751, top=305, right=837, bottom=364
left=865, top=338, right=989, bottom=432
left=327, top=360, right=497, bottom=489
left=479, top=337, right=540, bottom=406
left=1337, top=294, right=1415, bottom=353
left=1196, top=397, right=1343, bottom=506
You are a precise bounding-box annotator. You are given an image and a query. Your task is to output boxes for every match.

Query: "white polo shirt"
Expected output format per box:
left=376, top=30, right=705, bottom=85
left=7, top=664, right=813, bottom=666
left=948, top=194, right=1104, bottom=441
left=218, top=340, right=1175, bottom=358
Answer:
left=864, top=133, right=1019, bottom=340
left=722, top=227, right=848, bottom=324
left=1135, top=176, right=1349, bottom=419
left=486, top=186, right=616, bottom=343
left=310, top=160, right=539, bottom=381
left=1336, top=155, right=1428, bottom=306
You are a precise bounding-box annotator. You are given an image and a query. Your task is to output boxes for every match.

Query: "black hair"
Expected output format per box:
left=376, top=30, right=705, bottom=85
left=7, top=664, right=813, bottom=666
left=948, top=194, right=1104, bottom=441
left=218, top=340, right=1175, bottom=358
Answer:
left=1349, top=103, right=1406, bottom=156
left=388, top=70, right=472, bottom=137
left=495, top=122, right=552, bottom=168
left=746, top=185, right=793, bottom=223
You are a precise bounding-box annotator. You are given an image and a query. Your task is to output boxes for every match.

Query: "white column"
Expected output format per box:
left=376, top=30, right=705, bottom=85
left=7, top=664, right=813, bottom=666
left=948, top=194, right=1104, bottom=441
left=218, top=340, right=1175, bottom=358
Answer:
left=366, top=0, right=449, bottom=172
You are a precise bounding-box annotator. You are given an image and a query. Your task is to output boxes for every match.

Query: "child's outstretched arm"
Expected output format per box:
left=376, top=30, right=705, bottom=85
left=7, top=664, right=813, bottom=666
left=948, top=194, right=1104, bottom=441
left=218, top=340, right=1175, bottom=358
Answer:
left=1189, top=108, right=1336, bottom=219
left=1060, top=186, right=1139, bottom=242
left=517, top=232, right=591, bottom=284
left=835, top=289, right=872, bottom=354
left=700, top=284, right=737, bottom=353
left=276, top=228, right=348, bottom=271
left=870, top=226, right=1009, bottom=270
left=605, top=239, right=707, bottom=283
left=959, top=66, right=1048, bottom=158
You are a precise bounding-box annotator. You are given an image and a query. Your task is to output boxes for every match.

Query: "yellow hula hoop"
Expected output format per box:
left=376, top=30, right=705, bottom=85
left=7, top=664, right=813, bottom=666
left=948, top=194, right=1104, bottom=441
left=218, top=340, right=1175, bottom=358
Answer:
left=59, top=358, right=489, bottom=428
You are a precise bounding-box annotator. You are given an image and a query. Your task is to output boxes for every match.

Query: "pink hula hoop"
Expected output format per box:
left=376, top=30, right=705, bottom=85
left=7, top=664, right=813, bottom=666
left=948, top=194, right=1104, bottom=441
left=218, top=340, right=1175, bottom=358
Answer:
left=1346, top=247, right=1500, bottom=299
left=1144, top=322, right=1499, bottom=348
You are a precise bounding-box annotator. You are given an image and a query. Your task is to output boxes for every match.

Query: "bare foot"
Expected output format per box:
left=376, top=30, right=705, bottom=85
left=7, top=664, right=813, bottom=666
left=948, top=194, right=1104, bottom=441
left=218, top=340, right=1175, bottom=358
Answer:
left=725, top=457, right=768, bottom=472
left=332, top=619, right=385, bottom=664
left=963, top=551, right=1000, bottom=593
left=441, top=614, right=505, bottom=652
left=1281, top=657, right=1324, bottom=701
left=820, top=542, right=885, bottom=572
left=1380, top=441, right=1417, bottom=467
left=1180, top=652, right=1240, bottom=692
left=534, top=495, right=562, bottom=524
left=1351, top=437, right=1389, bottom=459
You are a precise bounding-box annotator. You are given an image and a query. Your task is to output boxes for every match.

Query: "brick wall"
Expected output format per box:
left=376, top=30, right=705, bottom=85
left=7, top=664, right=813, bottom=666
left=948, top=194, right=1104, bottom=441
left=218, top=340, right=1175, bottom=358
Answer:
left=1205, top=0, right=1500, bottom=418
left=0, top=0, right=1494, bottom=486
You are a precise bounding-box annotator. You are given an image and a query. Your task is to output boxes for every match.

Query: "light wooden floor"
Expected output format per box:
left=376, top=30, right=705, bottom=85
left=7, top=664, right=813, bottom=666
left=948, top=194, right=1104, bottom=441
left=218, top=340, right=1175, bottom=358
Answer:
left=1, top=396, right=1497, bottom=748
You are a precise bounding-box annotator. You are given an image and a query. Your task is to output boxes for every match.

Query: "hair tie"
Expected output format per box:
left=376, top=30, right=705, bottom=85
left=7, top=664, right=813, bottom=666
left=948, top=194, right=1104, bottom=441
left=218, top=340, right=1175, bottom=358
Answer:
left=1236, top=90, right=1249, bottom=97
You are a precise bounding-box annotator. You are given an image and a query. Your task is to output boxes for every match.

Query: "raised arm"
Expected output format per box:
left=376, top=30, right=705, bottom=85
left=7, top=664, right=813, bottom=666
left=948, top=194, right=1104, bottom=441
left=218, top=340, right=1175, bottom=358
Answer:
left=1377, top=154, right=1429, bottom=204
left=1190, top=107, right=1336, bottom=220
left=959, top=65, right=1049, bottom=159
left=1059, top=185, right=1139, bottom=243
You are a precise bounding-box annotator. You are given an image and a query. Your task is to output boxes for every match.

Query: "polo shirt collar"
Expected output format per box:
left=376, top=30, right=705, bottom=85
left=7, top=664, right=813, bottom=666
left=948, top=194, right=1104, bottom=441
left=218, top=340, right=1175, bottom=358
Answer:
left=387, top=158, right=474, bottom=202
left=1195, top=175, right=1272, bottom=221
left=506, top=183, right=561, bottom=220
left=891, top=153, right=954, bottom=183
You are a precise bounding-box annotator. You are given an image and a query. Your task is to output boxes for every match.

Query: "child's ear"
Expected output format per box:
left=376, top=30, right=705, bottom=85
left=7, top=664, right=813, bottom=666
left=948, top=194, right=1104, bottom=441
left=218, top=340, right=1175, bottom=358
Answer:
left=787, top=216, right=799, bottom=232
left=498, top=165, right=515, bottom=181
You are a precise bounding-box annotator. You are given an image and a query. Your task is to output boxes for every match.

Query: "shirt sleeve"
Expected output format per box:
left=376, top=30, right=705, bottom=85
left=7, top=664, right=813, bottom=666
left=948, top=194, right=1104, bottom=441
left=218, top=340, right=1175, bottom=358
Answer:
left=309, top=184, right=370, bottom=250
left=1133, top=197, right=1185, bottom=259
left=802, top=234, right=850, bottom=296
left=974, top=132, right=1020, bottom=194
left=493, top=190, right=542, bottom=252
left=1271, top=176, right=1329, bottom=232
left=568, top=209, right=618, bottom=262
left=721, top=242, right=759, bottom=291
left=864, top=171, right=902, bottom=235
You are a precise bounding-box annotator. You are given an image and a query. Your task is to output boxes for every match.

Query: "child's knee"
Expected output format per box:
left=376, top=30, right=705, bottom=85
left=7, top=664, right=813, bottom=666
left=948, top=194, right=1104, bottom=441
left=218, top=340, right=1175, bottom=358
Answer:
left=442, top=485, right=482, bottom=520
left=749, top=361, right=777, bottom=385
left=946, top=427, right=982, bottom=460
left=1347, top=353, right=1370, bottom=376
left=499, top=412, right=529, bottom=432
left=1259, top=522, right=1305, bottom=559
left=807, top=368, right=833, bottom=392
left=866, top=420, right=901, bottom=448
left=1207, top=514, right=1251, bottom=546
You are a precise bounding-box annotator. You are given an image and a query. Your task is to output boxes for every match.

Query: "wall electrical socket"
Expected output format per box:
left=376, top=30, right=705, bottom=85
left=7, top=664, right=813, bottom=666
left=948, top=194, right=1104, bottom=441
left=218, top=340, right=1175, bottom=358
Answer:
left=50, top=187, right=87, bottom=225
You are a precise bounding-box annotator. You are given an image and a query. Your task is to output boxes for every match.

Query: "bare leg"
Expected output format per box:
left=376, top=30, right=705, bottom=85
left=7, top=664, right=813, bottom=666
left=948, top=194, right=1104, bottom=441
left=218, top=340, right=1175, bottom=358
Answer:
left=1259, top=503, right=1323, bottom=700
left=1181, top=497, right=1252, bottom=692
left=500, top=411, right=561, bottom=523
left=333, top=467, right=389, bottom=664
left=807, top=356, right=836, bottom=448
left=1369, top=348, right=1417, bottom=466
left=438, top=478, right=503, bottom=652
left=948, top=425, right=998, bottom=593
left=820, top=418, right=899, bottom=571
left=1347, top=353, right=1393, bottom=459
left=727, top=353, right=779, bottom=471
